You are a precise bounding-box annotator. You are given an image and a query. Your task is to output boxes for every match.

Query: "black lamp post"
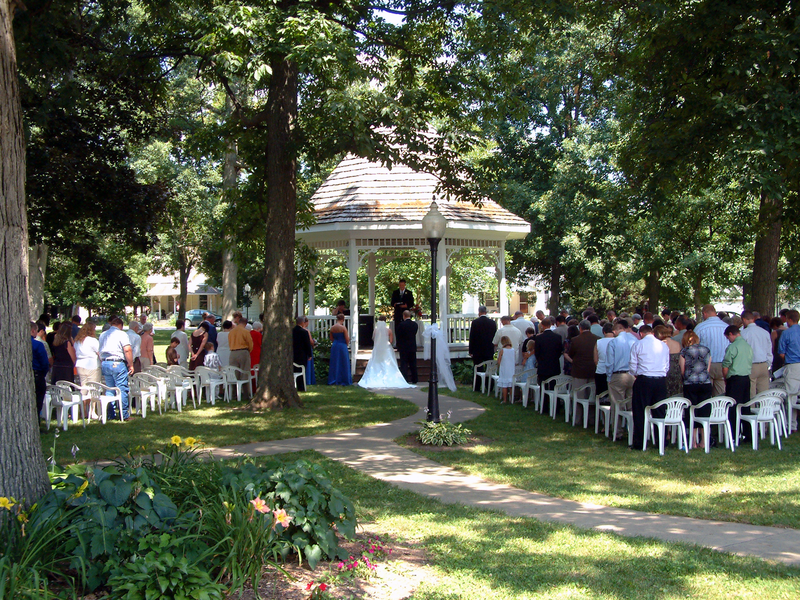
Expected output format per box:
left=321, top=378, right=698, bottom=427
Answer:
left=243, top=283, right=251, bottom=322
left=421, top=201, right=447, bottom=423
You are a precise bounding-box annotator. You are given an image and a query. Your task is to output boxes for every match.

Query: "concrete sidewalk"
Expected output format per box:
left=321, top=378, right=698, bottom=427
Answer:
left=213, top=387, right=800, bottom=566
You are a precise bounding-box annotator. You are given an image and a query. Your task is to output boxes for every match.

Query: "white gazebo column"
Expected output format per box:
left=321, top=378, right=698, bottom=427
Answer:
left=498, top=241, right=508, bottom=315
left=296, top=288, right=304, bottom=317
left=438, top=238, right=448, bottom=342
left=348, top=238, right=359, bottom=375
left=367, top=252, right=377, bottom=315
left=308, top=270, right=316, bottom=316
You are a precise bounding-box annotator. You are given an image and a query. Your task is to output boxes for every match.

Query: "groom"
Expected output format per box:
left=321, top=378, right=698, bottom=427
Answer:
left=396, top=310, right=418, bottom=384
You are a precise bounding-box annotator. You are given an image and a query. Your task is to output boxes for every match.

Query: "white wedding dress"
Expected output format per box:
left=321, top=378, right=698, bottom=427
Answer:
left=358, top=322, right=416, bottom=389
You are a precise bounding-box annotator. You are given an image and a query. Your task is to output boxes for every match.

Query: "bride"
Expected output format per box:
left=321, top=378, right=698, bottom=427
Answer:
left=358, top=316, right=416, bottom=389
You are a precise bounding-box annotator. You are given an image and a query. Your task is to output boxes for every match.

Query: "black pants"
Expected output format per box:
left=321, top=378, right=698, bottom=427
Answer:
left=632, top=375, right=667, bottom=448
left=399, top=350, right=418, bottom=384
left=726, top=375, right=752, bottom=438
left=34, top=370, right=48, bottom=418
left=594, top=372, right=608, bottom=397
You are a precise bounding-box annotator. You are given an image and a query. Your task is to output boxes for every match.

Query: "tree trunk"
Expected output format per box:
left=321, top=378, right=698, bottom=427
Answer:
left=27, top=243, right=47, bottom=320
left=0, top=0, right=51, bottom=511
left=178, top=261, right=189, bottom=324
left=647, top=267, right=660, bottom=315
left=221, top=136, right=238, bottom=321
left=250, top=55, right=302, bottom=410
left=547, top=261, right=561, bottom=316
left=750, top=191, right=782, bottom=316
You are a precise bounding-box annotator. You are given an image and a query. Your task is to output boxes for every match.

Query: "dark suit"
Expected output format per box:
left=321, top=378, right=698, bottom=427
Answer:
left=391, top=288, right=414, bottom=324
left=292, top=325, right=313, bottom=391
left=469, top=315, right=497, bottom=390
left=396, top=318, right=419, bottom=383
left=534, top=329, right=563, bottom=385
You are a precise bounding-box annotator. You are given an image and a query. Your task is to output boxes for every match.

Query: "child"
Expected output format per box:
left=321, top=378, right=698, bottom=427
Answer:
left=497, top=335, right=516, bottom=404
left=203, top=342, right=222, bottom=373
left=166, top=337, right=181, bottom=366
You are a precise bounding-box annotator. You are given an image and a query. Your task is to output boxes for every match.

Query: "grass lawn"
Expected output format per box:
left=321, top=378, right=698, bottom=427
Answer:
left=401, top=386, right=800, bottom=529
left=43, top=385, right=416, bottom=464
left=278, top=450, right=800, bottom=600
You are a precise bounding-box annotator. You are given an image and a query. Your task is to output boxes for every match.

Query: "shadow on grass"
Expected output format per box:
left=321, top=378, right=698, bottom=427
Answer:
left=405, top=386, right=800, bottom=528
left=273, top=450, right=800, bottom=600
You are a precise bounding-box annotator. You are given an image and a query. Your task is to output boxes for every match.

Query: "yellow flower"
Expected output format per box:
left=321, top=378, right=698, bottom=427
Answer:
left=272, top=508, right=292, bottom=529
left=184, top=437, right=197, bottom=447
left=72, top=480, right=89, bottom=499
left=0, top=497, right=16, bottom=510
left=170, top=435, right=182, bottom=447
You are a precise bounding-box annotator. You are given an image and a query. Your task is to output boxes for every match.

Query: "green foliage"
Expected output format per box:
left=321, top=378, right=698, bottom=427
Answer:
left=451, top=360, right=475, bottom=386
left=314, top=338, right=332, bottom=383
left=107, top=533, right=225, bottom=600
left=417, top=413, right=472, bottom=446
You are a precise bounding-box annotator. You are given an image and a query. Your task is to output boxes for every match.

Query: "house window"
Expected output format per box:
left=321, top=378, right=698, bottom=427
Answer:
left=483, top=295, right=498, bottom=310
left=199, top=295, right=208, bottom=310
left=519, top=293, right=529, bottom=314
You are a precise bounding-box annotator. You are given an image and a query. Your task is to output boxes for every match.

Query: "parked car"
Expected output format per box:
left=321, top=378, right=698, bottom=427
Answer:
left=184, top=309, right=222, bottom=327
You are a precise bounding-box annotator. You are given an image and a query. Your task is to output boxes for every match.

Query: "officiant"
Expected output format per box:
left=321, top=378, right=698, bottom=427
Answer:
left=391, top=279, right=414, bottom=326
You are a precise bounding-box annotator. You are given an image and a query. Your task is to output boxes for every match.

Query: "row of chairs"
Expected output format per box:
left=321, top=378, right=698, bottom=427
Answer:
left=42, top=363, right=264, bottom=430
left=472, top=360, right=794, bottom=455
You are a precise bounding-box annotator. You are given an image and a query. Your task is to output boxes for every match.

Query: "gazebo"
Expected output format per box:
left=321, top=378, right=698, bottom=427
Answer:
left=295, top=153, right=531, bottom=374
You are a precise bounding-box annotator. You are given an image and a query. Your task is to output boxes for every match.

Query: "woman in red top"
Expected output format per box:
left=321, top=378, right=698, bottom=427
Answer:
left=250, top=321, right=263, bottom=368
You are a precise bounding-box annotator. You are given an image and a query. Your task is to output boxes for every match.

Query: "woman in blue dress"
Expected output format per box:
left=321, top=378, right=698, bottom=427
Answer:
left=327, top=314, right=352, bottom=385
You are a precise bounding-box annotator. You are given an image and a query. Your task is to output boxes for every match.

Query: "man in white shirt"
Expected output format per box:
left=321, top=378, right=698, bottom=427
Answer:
left=629, top=325, right=670, bottom=450
left=172, top=319, right=190, bottom=368
left=740, top=310, right=773, bottom=397
left=511, top=311, right=534, bottom=362
left=492, top=315, right=522, bottom=360
left=127, top=321, right=142, bottom=373
left=98, top=316, right=134, bottom=420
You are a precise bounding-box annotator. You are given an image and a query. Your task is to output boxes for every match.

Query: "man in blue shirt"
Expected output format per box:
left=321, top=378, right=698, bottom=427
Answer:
left=605, top=320, right=638, bottom=408
left=778, top=309, right=800, bottom=431
left=31, top=321, right=50, bottom=419
left=693, top=304, right=730, bottom=396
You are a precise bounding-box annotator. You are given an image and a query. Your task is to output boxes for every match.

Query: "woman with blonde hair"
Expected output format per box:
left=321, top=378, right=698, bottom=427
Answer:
left=679, top=329, right=713, bottom=448
left=51, top=321, right=76, bottom=383
left=74, top=321, right=101, bottom=387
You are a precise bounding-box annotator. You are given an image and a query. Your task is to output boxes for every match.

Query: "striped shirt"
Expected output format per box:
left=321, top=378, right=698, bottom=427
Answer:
left=693, top=316, right=729, bottom=363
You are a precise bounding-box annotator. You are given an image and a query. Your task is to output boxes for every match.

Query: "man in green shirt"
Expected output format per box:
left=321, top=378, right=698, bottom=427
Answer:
left=722, top=325, right=754, bottom=441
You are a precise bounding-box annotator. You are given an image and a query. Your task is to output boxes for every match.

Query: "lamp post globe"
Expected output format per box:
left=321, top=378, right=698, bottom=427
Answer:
left=421, top=201, right=447, bottom=422
left=243, top=283, right=252, bottom=322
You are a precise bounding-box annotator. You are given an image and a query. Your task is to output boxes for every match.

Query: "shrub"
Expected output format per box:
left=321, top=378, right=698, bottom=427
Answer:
left=417, top=411, right=472, bottom=446
left=451, top=359, right=475, bottom=385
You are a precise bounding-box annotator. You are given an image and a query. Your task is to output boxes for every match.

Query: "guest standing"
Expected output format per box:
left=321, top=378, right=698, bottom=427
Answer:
left=216, top=321, right=232, bottom=367
left=31, top=322, right=50, bottom=418
left=173, top=319, right=190, bottom=367
left=328, top=314, right=352, bottom=385
left=189, top=322, right=209, bottom=370
left=679, top=330, right=713, bottom=448
left=74, top=321, right=101, bottom=388
left=694, top=304, right=730, bottom=397
left=51, top=322, right=76, bottom=384
left=655, top=325, right=683, bottom=398
left=740, top=310, right=773, bottom=397
left=228, top=318, right=254, bottom=400
left=293, top=316, right=314, bottom=391
left=723, top=325, right=754, bottom=441
left=469, top=306, right=497, bottom=390
left=139, top=322, right=155, bottom=368
left=629, top=325, right=670, bottom=450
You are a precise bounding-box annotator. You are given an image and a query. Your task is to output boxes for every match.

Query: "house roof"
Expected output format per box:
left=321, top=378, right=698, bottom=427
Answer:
left=145, top=272, right=221, bottom=297
left=298, top=154, right=530, bottom=242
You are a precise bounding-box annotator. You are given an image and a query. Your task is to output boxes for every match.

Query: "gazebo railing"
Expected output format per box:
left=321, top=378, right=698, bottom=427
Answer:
left=446, top=313, right=503, bottom=344
left=307, top=315, right=351, bottom=342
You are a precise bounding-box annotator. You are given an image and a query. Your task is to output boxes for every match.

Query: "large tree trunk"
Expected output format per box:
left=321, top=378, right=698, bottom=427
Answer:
left=749, top=191, right=782, bottom=316
left=221, top=136, right=238, bottom=321
left=178, top=261, right=189, bottom=324
left=27, top=242, right=47, bottom=319
left=646, top=267, right=660, bottom=315
left=547, top=261, right=561, bottom=316
left=251, top=55, right=302, bottom=410
left=0, top=0, right=51, bottom=511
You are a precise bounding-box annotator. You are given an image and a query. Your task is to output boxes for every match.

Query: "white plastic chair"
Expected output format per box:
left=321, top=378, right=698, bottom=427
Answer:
left=753, top=389, right=788, bottom=438
left=250, top=365, right=260, bottom=394
left=195, top=366, right=225, bottom=405
left=166, top=370, right=196, bottom=410
left=595, top=390, right=612, bottom=437
left=513, top=369, right=539, bottom=408
left=736, top=396, right=784, bottom=450
left=143, top=365, right=170, bottom=407
left=571, top=382, right=596, bottom=428
left=42, top=385, right=61, bottom=429
left=86, top=381, right=124, bottom=424
left=292, top=362, right=306, bottom=389
left=644, top=396, right=690, bottom=455
left=689, top=395, right=735, bottom=453
left=472, top=360, right=497, bottom=395
left=611, top=395, right=634, bottom=445
left=54, top=381, right=90, bottom=425
left=542, top=375, right=572, bottom=420
left=222, top=365, right=250, bottom=402
left=130, top=372, right=162, bottom=418
left=167, top=365, right=198, bottom=408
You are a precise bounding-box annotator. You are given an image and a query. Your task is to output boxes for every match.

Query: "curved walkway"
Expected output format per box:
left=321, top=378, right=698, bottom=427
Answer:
left=213, top=388, right=800, bottom=566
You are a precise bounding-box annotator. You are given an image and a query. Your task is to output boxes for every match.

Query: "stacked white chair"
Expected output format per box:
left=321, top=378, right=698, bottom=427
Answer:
left=611, top=394, right=634, bottom=446
left=223, top=365, right=250, bottom=402
left=541, top=375, right=572, bottom=420
left=54, top=381, right=90, bottom=426
left=571, top=382, right=596, bottom=428
left=736, top=395, right=784, bottom=450
left=513, top=369, right=539, bottom=408
left=86, top=381, right=123, bottom=424
left=195, top=366, right=226, bottom=405
left=688, top=395, right=735, bottom=453
left=472, top=360, right=497, bottom=395
left=594, top=390, right=612, bottom=437
left=130, top=372, right=162, bottom=417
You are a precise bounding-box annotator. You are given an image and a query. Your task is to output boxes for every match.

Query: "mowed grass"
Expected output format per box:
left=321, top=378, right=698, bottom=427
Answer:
left=43, top=385, right=417, bottom=464
left=403, top=386, right=800, bottom=529
left=275, top=451, right=800, bottom=600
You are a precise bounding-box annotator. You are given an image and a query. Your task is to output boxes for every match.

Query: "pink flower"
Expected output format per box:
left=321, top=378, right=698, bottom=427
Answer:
left=272, top=508, right=292, bottom=528
left=306, top=582, right=314, bottom=590
left=319, top=583, right=328, bottom=591
left=250, top=497, right=270, bottom=514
